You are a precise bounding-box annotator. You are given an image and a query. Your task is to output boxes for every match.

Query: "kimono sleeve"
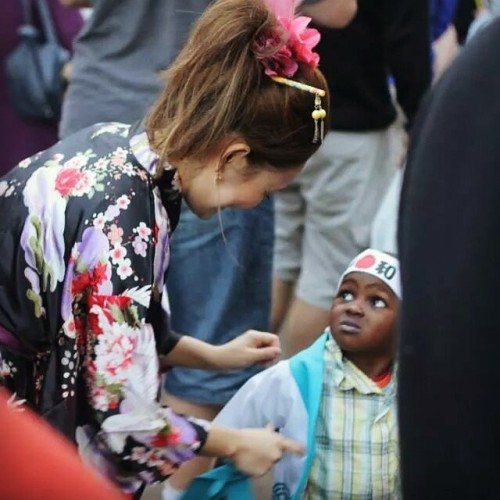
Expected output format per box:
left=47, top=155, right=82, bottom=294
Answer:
left=214, top=361, right=301, bottom=431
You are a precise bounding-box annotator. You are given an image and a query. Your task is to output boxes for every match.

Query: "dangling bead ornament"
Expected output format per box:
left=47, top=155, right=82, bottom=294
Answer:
left=312, top=93, right=326, bottom=144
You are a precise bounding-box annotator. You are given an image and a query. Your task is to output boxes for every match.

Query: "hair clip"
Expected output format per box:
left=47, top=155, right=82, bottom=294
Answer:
left=271, top=76, right=327, bottom=143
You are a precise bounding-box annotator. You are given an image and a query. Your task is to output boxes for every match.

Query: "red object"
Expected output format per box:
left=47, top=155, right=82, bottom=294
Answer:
left=355, top=254, right=376, bottom=269
left=0, top=389, right=124, bottom=499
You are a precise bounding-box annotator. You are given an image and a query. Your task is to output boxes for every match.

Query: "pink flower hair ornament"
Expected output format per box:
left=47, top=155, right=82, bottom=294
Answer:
left=253, top=0, right=327, bottom=143
left=253, top=0, right=321, bottom=78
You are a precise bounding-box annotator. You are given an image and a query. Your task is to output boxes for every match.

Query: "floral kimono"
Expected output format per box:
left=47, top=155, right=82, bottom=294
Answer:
left=0, top=122, right=208, bottom=492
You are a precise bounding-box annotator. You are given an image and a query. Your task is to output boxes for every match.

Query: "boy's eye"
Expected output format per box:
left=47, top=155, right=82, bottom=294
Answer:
left=371, top=297, right=387, bottom=309
left=339, top=290, right=354, bottom=302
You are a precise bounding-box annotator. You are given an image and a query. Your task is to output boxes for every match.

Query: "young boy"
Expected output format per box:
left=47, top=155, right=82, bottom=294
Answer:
left=191, top=249, right=401, bottom=499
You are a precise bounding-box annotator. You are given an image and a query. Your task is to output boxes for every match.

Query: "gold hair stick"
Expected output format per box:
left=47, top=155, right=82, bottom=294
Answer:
left=271, top=76, right=327, bottom=143
left=271, top=76, right=326, bottom=96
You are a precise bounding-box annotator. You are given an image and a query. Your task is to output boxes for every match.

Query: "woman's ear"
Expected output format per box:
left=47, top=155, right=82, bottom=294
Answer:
left=219, top=141, right=251, bottom=172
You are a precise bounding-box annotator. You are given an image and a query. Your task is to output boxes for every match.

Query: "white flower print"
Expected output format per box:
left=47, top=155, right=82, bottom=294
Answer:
left=132, top=236, right=148, bottom=258
left=52, top=153, right=64, bottom=164
left=0, top=181, right=9, bottom=196
left=95, top=158, right=110, bottom=170
left=64, top=152, right=91, bottom=170
left=116, top=195, right=131, bottom=210
left=91, top=122, right=130, bottom=139
left=18, top=157, right=32, bottom=169
left=122, top=163, right=136, bottom=176
left=0, top=181, right=15, bottom=197
left=116, top=258, right=133, bottom=280
left=110, top=244, right=127, bottom=265
left=93, top=213, right=107, bottom=230
left=135, top=222, right=152, bottom=241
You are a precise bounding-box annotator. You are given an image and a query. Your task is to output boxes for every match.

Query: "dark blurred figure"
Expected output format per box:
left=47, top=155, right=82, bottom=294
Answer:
left=453, top=0, right=477, bottom=42
left=398, top=18, right=500, bottom=499
left=0, top=1, right=82, bottom=173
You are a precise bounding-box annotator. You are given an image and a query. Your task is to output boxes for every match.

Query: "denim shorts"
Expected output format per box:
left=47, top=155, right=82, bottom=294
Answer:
left=164, top=197, right=274, bottom=405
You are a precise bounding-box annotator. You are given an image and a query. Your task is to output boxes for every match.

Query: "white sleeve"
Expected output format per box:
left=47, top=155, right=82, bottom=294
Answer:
left=214, top=361, right=297, bottom=430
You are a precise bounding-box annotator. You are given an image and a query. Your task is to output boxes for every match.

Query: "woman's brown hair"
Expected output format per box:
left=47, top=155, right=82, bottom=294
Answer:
left=146, top=0, right=329, bottom=172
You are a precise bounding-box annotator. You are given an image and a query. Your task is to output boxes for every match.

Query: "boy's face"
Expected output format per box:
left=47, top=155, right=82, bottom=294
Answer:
left=330, top=272, right=398, bottom=358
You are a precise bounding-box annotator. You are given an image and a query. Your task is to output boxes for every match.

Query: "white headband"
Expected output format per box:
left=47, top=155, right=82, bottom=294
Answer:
left=338, top=249, right=401, bottom=299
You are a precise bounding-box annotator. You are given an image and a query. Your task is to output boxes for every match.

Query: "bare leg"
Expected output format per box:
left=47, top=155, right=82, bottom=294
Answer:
left=161, top=393, right=222, bottom=492
left=270, top=278, right=295, bottom=333
left=279, top=296, right=330, bottom=358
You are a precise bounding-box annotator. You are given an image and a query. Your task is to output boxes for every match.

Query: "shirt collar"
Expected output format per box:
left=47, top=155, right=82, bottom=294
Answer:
left=129, top=123, right=160, bottom=176
left=324, top=328, right=397, bottom=396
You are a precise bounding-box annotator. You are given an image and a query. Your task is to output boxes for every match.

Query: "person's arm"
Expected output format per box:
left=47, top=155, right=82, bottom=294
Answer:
left=199, top=425, right=304, bottom=477
left=384, top=0, right=432, bottom=128
left=159, top=329, right=281, bottom=371
left=59, top=0, right=92, bottom=7
left=300, top=0, right=358, bottom=28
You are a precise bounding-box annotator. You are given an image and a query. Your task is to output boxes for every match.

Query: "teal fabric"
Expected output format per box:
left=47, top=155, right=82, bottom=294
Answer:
left=289, top=332, right=328, bottom=499
left=181, top=463, right=254, bottom=500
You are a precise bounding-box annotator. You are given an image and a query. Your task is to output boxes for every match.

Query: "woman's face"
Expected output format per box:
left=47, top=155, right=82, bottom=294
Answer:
left=176, top=141, right=304, bottom=219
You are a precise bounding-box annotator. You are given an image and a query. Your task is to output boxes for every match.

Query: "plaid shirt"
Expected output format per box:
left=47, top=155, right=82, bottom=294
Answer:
left=305, top=335, right=400, bottom=499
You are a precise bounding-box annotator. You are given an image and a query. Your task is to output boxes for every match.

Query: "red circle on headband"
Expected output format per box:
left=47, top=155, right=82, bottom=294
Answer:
left=355, top=255, right=376, bottom=269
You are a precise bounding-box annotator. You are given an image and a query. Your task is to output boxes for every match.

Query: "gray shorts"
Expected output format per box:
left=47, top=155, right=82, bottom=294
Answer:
left=273, top=129, right=398, bottom=310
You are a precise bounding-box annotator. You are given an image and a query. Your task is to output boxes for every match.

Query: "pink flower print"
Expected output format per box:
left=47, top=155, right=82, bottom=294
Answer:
left=104, top=204, right=120, bottom=221
left=172, top=171, right=182, bottom=192
left=89, top=385, right=110, bottom=412
left=116, top=258, right=133, bottom=280
left=137, top=170, right=148, bottom=182
left=111, top=147, right=128, bottom=167
left=93, top=213, right=106, bottom=230
left=110, top=244, right=127, bottom=265
left=55, top=168, right=88, bottom=197
left=93, top=323, right=136, bottom=380
left=107, top=224, right=124, bottom=246
left=52, top=153, right=64, bottom=163
left=63, top=317, right=77, bottom=339
left=135, top=222, right=152, bottom=241
left=72, top=170, right=97, bottom=197
left=130, top=447, right=152, bottom=465
left=132, top=236, right=148, bottom=258
left=116, top=195, right=131, bottom=210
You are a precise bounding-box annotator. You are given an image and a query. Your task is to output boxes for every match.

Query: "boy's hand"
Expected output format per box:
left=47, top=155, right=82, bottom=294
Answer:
left=216, top=330, right=281, bottom=371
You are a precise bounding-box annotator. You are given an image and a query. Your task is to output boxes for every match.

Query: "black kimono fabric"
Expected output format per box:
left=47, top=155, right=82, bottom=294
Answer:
left=0, top=121, right=207, bottom=492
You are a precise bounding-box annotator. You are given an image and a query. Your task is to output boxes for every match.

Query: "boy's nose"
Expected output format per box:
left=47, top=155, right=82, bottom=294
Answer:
left=346, top=301, right=363, bottom=316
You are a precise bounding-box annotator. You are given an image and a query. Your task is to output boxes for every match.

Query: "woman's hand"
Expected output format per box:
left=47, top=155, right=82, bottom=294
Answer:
left=201, top=425, right=304, bottom=477
left=215, top=330, right=281, bottom=371
left=160, top=330, right=281, bottom=372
